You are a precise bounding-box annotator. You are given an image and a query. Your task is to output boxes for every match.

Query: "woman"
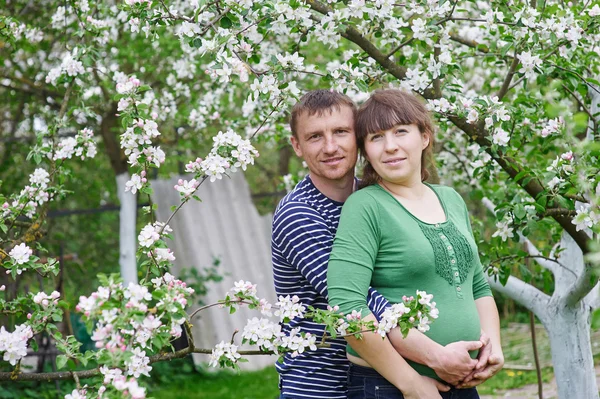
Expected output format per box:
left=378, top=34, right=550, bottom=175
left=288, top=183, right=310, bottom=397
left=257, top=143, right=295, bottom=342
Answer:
left=327, top=89, right=503, bottom=399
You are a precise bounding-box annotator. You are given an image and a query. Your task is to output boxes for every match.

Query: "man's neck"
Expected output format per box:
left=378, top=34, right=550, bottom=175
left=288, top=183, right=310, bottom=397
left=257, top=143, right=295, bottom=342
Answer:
left=309, top=174, right=355, bottom=203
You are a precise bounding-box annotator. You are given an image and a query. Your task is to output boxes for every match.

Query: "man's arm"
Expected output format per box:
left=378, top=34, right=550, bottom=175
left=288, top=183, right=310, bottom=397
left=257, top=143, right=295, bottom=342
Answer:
left=272, top=201, right=390, bottom=317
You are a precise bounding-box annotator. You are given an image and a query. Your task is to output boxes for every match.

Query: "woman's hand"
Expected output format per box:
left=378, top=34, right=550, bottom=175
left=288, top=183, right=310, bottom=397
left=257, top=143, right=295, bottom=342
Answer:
left=430, top=340, right=482, bottom=385
left=403, top=375, right=449, bottom=399
left=457, top=350, right=505, bottom=388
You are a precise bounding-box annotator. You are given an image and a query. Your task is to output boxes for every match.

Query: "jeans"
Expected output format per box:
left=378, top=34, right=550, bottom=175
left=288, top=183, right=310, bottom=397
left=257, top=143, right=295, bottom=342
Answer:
left=347, top=364, right=480, bottom=399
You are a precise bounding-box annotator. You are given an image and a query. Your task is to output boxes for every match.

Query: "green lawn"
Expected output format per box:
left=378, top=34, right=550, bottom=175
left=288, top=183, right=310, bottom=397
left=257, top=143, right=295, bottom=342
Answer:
left=147, top=361, right=280, bottom=399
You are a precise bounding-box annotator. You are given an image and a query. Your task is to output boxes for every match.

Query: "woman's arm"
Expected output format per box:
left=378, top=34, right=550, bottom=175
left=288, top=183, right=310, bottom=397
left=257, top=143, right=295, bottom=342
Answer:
left=458, top=296, right=504, bottom=388
left=345, top=314, right=450, bottom=397
left=386, top=327, right=482, bottom=385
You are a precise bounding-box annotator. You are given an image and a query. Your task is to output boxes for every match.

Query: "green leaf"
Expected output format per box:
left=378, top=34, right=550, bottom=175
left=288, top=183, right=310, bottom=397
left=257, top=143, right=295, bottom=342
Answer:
left=514, top=205, right=526, bottom=220
left=220, top=16, right=233, bottom=29
left=56, top=355, right=68, bottom=370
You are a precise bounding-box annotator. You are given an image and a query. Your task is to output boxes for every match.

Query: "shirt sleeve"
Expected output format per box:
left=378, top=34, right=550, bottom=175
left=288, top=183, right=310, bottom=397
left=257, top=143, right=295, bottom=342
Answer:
left=272, top=200, right=389, bottom=319
left=327, top=192, right=382, bottom=318
left=457, top=192, right=493, bottom=300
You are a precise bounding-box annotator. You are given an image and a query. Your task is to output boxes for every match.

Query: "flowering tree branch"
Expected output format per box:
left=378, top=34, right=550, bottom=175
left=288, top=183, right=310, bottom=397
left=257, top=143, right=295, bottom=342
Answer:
left=496, top=49, right=521, bottom=100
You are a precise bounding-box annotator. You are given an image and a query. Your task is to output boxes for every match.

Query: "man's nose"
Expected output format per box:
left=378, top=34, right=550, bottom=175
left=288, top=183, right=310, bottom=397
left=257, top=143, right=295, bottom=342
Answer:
left=323, top=136, right=338, bottom=153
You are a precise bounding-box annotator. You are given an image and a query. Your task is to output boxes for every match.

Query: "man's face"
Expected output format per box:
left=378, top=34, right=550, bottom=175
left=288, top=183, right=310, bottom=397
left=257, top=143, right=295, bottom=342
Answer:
left=290, top=106, right=358, bottom=186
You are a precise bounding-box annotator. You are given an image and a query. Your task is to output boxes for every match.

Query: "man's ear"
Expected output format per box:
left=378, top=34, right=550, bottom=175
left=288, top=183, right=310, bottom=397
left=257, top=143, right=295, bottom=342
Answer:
left=290, top=135, right=303, bottom=157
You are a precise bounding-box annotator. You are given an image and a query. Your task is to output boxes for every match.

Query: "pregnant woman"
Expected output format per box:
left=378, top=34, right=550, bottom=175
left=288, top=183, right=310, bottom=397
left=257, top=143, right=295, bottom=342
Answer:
left=327, top=89, right=503, bottom=399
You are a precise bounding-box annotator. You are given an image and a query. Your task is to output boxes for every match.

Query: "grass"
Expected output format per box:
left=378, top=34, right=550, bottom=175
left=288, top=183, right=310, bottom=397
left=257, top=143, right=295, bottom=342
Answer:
left=146, top=360, right=280, bottom=399
left=476, top=367, right=554, bottom=395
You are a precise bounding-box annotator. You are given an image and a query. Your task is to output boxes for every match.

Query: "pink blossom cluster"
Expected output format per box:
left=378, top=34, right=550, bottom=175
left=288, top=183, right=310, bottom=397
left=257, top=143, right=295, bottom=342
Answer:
left=53, top=127, right=98, bottom=160
left=541, top=117, right=564, bottom=138
left=45, top=49, right=85, bottom=85
left=76, top=275, right=193, bottom=384
left=137, top=221, right=172, bottom=248
left=76, top=286, right=112, bottom=316
left=181, top=129, right=259, bottom=185
left=274, top=294, right=306, bottom=321
left=0, top=324, right=33, bottom=365
left=33, top=290, right=61, bottom=308
left=125, top=171, right=147, bottom=194
left=277, top=327, right=317, bottom=358
left=99, top=366, right=147, bottom=399
left=241, top=317, right=283, bottom=351
left=2, top=168, right=51, bottom=221
left=120, top=118, right=162, bottom=167
left=174, top=178, right=200, bottom=197
left=150, top=248, right=176, bottom=263
left=208, top=341, right=242, bottom=367
left=116, top=76, right=141, bottom=95
left=65, top=388, right=87, bottom=399
left=8, top=243, right=33, bottom=267
left=227, top=280, right=259, bottom=302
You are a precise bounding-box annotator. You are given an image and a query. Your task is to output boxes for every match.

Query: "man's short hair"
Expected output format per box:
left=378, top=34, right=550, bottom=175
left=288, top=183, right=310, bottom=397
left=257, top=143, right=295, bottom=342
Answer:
left=289, top=89, right=357, bottom=137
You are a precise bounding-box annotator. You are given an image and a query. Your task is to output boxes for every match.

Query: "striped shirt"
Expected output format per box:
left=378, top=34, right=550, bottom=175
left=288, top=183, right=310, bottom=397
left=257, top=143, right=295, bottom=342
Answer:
left=271, top=175, right=390, bottom=398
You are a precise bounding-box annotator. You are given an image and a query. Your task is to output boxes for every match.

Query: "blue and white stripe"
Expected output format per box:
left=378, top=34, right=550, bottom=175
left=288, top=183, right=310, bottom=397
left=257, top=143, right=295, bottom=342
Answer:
left=271, top=175, right=389, bottom=398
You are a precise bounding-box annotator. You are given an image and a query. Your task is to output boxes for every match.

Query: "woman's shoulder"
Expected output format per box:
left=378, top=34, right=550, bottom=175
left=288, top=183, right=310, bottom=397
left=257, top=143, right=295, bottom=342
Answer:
left=428, top=183, right=465, bottom=204
left=343, top=185, right=383, bottom=210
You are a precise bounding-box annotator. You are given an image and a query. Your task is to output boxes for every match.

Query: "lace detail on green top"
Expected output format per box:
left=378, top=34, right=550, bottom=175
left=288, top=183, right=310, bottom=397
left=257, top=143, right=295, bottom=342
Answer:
left=419, top=221, right=474, bottom=285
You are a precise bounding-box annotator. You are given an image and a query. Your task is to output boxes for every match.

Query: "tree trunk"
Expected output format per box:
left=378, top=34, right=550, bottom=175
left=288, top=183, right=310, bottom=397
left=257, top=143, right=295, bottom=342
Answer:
left=541, top=301, right=598, bottom=399
left=115, top=173, right=138, bottom=284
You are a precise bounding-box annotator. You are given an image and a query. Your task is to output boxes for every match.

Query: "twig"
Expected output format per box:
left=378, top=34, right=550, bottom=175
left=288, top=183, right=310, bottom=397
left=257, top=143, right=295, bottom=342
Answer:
left=230, top=329, right=239, bottom=345
left=384, top=37, right=414, bottom=59
left=561, top=84, right=593, bottom=119
left=160, top=176, right=209, bottom=234
left=188, top=298, right=247, bottom=319
left=550, top=64, right=600, bottom=95
left=497, top=49, right=521, bottom=100
left=249, top=98, right=284, bottom=140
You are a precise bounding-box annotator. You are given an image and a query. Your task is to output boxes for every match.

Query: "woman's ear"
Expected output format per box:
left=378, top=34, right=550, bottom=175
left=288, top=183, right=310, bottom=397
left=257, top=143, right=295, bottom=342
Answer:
left=422, top=131, right=431, bottom=149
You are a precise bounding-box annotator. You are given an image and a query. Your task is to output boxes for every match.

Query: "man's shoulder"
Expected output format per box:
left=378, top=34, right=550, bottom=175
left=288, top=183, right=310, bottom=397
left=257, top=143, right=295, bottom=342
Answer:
left=275, top=177, right=330, bottom=215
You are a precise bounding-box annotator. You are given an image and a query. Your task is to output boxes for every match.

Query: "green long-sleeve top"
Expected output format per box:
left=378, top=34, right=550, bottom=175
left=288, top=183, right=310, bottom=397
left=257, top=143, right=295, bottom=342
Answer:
left=327, top=183, right=492, bottom=380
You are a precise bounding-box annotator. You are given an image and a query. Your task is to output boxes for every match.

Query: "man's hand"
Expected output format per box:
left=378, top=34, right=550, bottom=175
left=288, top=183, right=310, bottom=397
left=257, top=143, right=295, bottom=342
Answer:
left=457, top=351, right=505, bottom=389
left=403, top=375, right=449, bottom=399
left=430, top=340, right=483, bottom=385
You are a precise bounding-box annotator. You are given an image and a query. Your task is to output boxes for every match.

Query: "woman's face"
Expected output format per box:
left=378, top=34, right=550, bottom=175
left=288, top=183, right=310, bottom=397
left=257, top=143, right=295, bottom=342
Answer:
left=364, top=123, right=429, bottom=187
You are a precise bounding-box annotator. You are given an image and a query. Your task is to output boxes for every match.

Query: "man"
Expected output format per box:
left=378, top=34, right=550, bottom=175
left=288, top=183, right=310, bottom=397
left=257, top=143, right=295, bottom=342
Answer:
left=271, top=90, right=502, bottom=399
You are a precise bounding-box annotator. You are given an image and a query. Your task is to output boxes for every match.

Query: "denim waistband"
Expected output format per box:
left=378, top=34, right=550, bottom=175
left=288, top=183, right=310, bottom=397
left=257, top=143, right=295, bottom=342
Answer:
left=348, top=363, right=387, bottom=378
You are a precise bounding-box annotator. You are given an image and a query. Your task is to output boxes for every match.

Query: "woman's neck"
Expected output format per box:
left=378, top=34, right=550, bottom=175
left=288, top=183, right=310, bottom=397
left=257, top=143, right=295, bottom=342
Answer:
left=379, top=179, right=426, bottom=200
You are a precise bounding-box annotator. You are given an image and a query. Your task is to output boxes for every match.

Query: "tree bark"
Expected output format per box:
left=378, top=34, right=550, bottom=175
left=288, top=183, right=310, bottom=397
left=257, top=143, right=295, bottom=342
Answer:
left=542, top=302, right=598, bottom=399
